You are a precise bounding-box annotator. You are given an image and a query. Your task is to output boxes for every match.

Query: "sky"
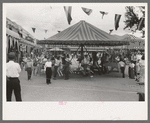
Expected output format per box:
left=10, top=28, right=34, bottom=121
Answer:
left=4, top=3, right=145, bottom=40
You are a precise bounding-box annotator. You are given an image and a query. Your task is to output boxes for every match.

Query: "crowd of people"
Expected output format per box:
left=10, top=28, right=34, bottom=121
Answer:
left=74, top=48, right=145, bottom=83
left=6, top=48, right=145, bottom=101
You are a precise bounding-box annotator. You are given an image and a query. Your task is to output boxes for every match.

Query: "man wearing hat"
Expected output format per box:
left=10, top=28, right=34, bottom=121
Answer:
left=6, top=52, right=22, bottom=101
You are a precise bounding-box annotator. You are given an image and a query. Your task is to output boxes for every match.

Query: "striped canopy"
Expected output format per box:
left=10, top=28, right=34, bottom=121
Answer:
left=37, top=20, right=129, bottom=46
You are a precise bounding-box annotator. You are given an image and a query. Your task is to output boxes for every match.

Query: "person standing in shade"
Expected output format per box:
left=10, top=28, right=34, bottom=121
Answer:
left=128, top=60, right=135, bottom=79
left=44, top=57, right=52, bottom=84
left=64, top=54, right=71, bottom=80
left=26, top=56, right=33, bottom=81
left=6, top=52, right=22, bottom=101
left=61, top=54, right=66, bottom=75
left=118, top=58, right=125, bottom=78
left=139, top=54, right=145, bottom=83
left=33, top=56, right=38, bottom=76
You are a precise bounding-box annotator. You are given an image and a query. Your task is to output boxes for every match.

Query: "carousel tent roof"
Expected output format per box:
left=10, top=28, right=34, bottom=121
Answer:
left=37, top=20, right=129, bottom=46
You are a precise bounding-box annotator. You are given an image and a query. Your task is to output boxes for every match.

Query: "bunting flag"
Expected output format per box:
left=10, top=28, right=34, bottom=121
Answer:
left=32, top=27, right=36, bottom=33
left=45, top=30, right=48, bottom=33
left=142, top=30, right=145, bottom=38
left=100, top=11, right=108, bottom=19
left=64, top=6, right=72, bottom=25
left=137, top=17, right=145, bottom=30
left=109, top=29, right=113, bottom=34
left=115, top=14, right=121, bottom=30
left=81, top=7, right=93, bottom=15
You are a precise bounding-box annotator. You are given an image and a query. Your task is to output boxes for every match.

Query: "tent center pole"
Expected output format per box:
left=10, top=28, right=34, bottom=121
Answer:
left=80, top=44, right=84, bottom=60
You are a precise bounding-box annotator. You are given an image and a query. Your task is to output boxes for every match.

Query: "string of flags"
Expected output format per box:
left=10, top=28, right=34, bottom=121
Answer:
left=64, top=7, right=123, bottom=31
left=28, top=6, right=144, bottom=35
left=31, top=27, right=48, bottom=33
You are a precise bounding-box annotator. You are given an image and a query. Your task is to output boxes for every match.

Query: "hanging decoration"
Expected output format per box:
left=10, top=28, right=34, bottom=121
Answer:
left=81, top=7, right=93, bottom=16
left=32, top=27, right=36, bottom=33
left=141, top=30, right=145, bottom=38
left=109, top=29, right=113, bottom=34
left=64, top=6, right=72, bottom=25
left=45, top=30, right=48, bottom=33
left=100, top=11, right=108, bottom=19
left=114, top=14, right=122, bottom=30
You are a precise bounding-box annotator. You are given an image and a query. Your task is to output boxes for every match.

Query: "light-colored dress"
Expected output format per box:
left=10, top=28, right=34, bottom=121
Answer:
left=139, top=60, right=145, bottom=83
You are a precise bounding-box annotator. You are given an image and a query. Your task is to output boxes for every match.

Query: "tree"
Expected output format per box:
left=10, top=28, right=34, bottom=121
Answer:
left=124, top=6, right=145, bottom=38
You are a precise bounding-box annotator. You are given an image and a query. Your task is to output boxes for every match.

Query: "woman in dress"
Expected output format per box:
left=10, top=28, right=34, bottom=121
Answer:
left=139, top=54, right=145, bottom=83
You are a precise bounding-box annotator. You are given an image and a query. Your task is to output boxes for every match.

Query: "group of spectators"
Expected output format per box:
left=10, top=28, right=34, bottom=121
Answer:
left=6, top=48, right=145, bottom=102
left=74, top=48, right=145, bottom=83
left=21, top=52, right=73, bottom=84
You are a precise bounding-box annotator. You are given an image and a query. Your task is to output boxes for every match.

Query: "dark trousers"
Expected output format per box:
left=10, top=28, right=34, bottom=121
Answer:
left=129, top=67, right=135, bottom=79
left=27, top=67, right=32, bottom=80
left=64, top=64, right=69, bottom=79
left=46, top=67, right=52, bottom=84
left=53, top=66, right=58, bottom=78
left=128, top=67, right=131, bottom=78
left=7, top=78, right=22, bottom=101
left=120, top=67, right=125, bottom=78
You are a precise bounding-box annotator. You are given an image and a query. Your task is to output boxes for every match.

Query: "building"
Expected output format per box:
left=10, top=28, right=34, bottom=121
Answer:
left=6, top=18, right=43, bottom=62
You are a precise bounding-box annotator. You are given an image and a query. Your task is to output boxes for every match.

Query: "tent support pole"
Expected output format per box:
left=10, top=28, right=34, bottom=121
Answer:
left=80, top=44, right=84, bottom=60
left=83, top=45, right=92, bottom=59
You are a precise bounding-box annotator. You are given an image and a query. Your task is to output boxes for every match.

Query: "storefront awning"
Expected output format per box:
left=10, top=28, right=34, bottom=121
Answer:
left=6, top=28, right=20, bottom=39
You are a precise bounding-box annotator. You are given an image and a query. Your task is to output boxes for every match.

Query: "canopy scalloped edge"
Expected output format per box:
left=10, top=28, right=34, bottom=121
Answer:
left=37, top=40, right=129, bottom=46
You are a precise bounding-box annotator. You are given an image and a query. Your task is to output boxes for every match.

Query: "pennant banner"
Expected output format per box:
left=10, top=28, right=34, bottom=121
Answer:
left=109, top=29, right=113, bottom=34
left=82, top=7, right=92, bottom=16
left=142, top=30, right=145, bottom=38
left=100, top=11, right=108, bottom=19
left=45, top=30, right=48, bottom=33
left=115, top=14, right=121, bottom=30
left=32, top=27, right=36, bottom=33
left=64, top=6, right=72, bottom=25
left=137, top=17, right=145, bottom=30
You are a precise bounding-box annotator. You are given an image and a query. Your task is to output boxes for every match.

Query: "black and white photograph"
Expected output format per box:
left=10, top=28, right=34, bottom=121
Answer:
left=3, top=3, right=147, bottom=120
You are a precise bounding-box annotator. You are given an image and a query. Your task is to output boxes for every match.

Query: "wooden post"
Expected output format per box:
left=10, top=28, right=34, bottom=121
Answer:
left=80, top=44, right=84, bottom=61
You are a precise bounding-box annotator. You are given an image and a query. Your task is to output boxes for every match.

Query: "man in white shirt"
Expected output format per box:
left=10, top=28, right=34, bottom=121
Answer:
left=6, top=52, right=22, bottom=101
